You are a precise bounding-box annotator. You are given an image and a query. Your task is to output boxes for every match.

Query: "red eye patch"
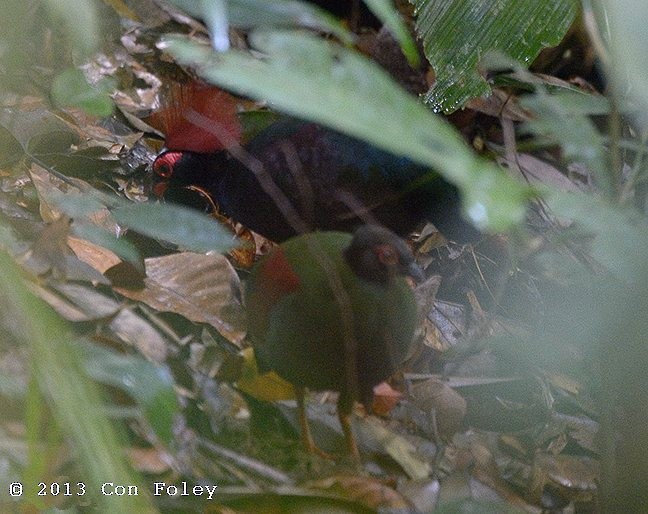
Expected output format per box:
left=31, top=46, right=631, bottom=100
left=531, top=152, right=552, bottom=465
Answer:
left=153, top=151, right=183, bottom=178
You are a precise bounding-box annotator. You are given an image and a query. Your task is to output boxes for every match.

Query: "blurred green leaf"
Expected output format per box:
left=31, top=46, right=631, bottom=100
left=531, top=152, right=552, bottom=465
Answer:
left=40, top=191, right=143, bottom=271
left=412, top=0, right=578, bottom=113
left=0, top=250, right=155, bottom=513
left=72, top=222, right=143, bottom=271
left=112, top=202, right=236, bottom=252
left=363, top=0, right=419, bottom=66
left=547, top=191, right=648, bottom=283
left=201, top=0, right=230, bottom=51
left=51, top=68, right=114, bottom=117
left=49, top=191, right=108, bottom=218
left=164, top=31, right=531, bottom=232
left=167, top=0, right=352, bottom=45
left=0, top=124, right=24, bottom=167
left=78, top=341, right=179, bottom=445
left=607, top=0, right=648, bottom=114
left=43, top=0, right=99, bottom=56
left=521, top=89, right=613, bottom=196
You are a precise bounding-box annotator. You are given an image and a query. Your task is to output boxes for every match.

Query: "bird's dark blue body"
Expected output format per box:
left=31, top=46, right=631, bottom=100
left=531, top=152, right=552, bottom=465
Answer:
left=154, top=118, right=478, bottom=243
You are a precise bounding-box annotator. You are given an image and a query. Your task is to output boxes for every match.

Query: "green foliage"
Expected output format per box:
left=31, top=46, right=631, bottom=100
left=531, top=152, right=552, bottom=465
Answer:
left=363, top=0, right=419, bottom=66
left=0, top=251, right=155, bottom=513
left=79, top=341, right=180, bottom=445
left=165, top=31, right=531, bottom=232
left=51, top=68, right=115, bottom=117
left=42, top=0, right=99, bottom=57
left=48, top=190, right=237, bottom=260
left=166, top=0, right=353, bottom=47
left=112, top=202, right=237, bottom=253
left=607, top=0, right=648, bottom=115
left=521, top=90, right=612, bottom=196
left=547, top=192, right=648, bottom=284
left=412, top=0, right=579, bottom=113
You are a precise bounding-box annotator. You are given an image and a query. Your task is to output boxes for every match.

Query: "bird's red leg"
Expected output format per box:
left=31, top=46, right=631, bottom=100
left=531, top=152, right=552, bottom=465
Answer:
left=297, top=387, right=333, bottom=459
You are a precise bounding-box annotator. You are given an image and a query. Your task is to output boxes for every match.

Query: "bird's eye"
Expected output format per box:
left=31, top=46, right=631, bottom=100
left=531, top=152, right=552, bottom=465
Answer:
left=375, top=244, right=398, bottom=266
left=153, top=152, right=183, bottom=178
left=153, top=161, right=173, bottom=178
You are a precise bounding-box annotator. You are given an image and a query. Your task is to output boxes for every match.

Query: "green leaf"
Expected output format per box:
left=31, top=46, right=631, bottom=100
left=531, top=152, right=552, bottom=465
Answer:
left=547, top=191, right=648, bottom=284
left=412, top=0, right=579, bottom=113
left=167, top=0, right=353, bottom=45
left=0, top=124, right=24, bottom=167
left=112, top=202, right=236, bottom=252
left=48, top=191, right=109, bottom=218
left=72, top=222, right=143, bottom=271
left=363, top=0, right=419, bottom=66
left=607, top=0, right=648, bottom=112
left=43, top=0, right=99, bottom=56
left=44, top=191, right=143, bottom=270
left=200, top=0, right=230, bottom=51
left=78, top=341, right=179, bottom=445
left=51, top=68, right=114, bottom=117
left=520, top=89, right=613, bottom=197
left=165, top=31, right=531, bottom=232
left=0, top=250, right=154, bottom=513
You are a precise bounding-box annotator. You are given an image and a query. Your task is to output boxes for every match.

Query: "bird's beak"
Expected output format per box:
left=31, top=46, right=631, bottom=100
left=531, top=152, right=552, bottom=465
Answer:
left=407, top=261, right=425, bottom=284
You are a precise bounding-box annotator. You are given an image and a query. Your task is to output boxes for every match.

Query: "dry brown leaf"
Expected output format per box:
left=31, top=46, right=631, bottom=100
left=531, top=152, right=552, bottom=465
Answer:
left=109, top=307, right=168, bottom=362
left=531, top=453, right=598, bottom=501
left=467, top=89, right=531, bottom=121
left=410, top=378, right=467, bottom=442
left=115, top=252, right=245, bottom=345
left=307, top=474, right=410, bottom=510
left=67, top=235, right=122, bottom=273
left=499, top=153, right=582, bottom=192
left=468, top=438, right=542, bottom=513
left=31, top=282, right=168, bottom=361
left=28, top=164, right=77, bottom=223
left=28, top=163, right=121, bottom=235
left=31, top=283, right=120, bottom=322
left=127, top=447, right=171, bottom=474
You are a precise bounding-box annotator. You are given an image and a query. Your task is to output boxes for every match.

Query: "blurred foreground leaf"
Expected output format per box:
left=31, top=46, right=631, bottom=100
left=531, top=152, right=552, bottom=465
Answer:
left=0, top=249, right=155, bottom=513
left=112, top=202, right=237, bottom=253
left=521, top=90, right=613, bottom=196
left=165, top=31, right=531, bottom=232
left=167, top=0, right=352, bottom=49
left=51, top=68, right=115, bottom=117
left=79, top=341, right=179, bottom=445
left=363, top=0, right=419, bottom=66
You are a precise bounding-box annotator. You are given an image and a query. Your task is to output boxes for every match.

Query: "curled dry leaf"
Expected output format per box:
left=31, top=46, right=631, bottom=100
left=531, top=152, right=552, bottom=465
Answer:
left=409, top=378, right=467, bottom=442
left=307, top=474, right=410, bottom=511
left=127, top=447, right=171, bottom=474
left=115, top=252, right=246, bottom=345
left=67, top=235, right=122, bottom=273
left=31, top=282, right=168, bottom=361
left=530, top=453, right=599, bottom=504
